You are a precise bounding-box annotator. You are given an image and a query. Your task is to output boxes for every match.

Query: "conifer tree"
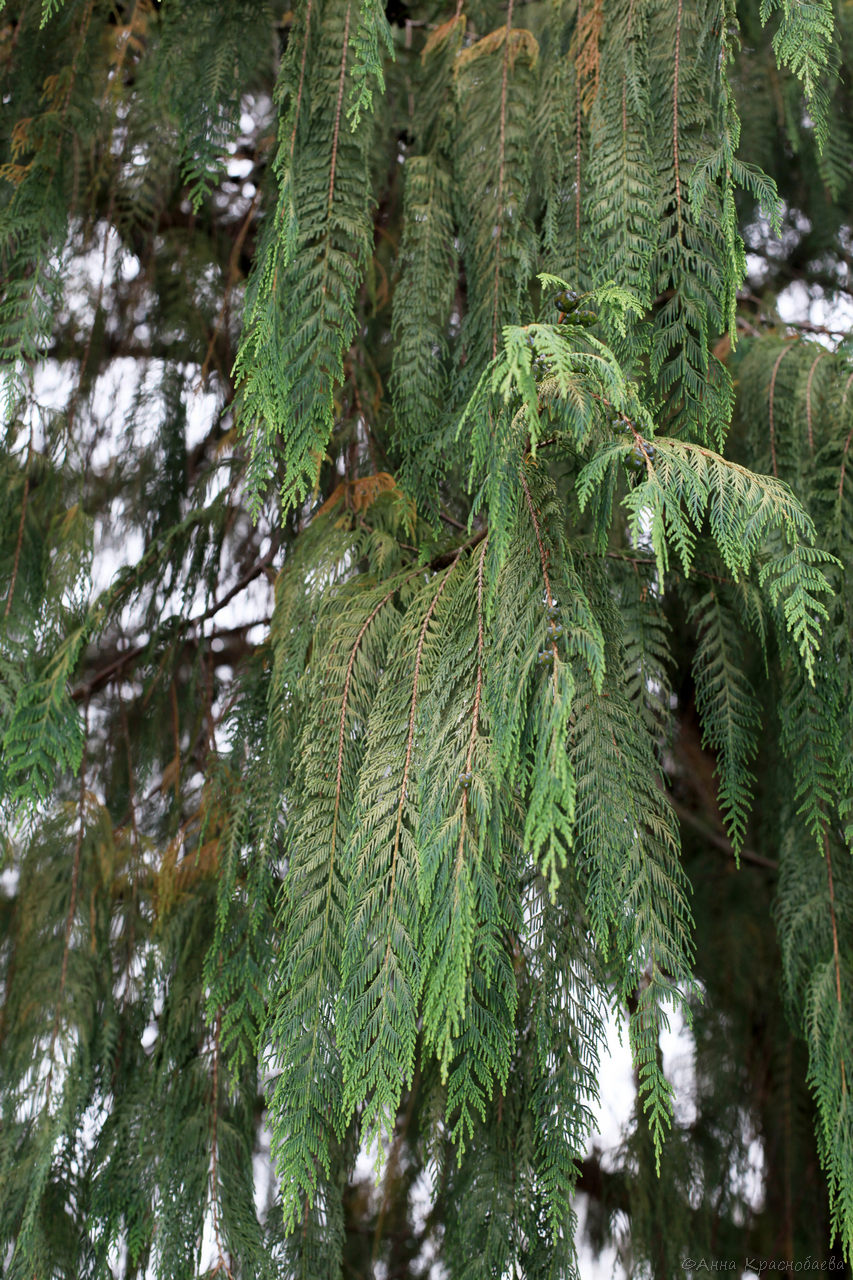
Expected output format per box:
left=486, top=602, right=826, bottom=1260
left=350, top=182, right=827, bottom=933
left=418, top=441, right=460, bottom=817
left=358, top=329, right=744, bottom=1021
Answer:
left=1, top=0, right=853, bottom=1275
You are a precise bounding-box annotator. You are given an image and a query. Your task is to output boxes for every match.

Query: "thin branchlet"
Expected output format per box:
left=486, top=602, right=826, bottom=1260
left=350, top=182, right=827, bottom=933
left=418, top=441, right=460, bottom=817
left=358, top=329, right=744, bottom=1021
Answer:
left=491, top=0, right=515, bottom=360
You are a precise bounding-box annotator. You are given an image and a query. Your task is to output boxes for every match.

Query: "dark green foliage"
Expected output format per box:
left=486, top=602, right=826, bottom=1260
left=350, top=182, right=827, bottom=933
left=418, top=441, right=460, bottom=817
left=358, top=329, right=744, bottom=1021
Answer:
left=235, top=0, right=379, bottom=515
left=2, top=0, right=853, bottom=1275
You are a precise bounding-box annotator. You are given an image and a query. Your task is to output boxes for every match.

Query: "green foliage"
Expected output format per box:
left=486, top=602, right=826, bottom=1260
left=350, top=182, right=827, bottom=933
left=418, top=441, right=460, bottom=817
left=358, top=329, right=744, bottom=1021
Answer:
left=155, top=0, right=275, bottom=211
left=339, top=566, right=459, bottom=1152
left=390, top=152, right=457, bottom=519
left=689, top=588, right=761, bottom=854
left=348, top=0, right=395, bottom=128
left=266, top=565, right=412, bottom=1222
left=1, top=0, right=853, bottom=1274
left=234, top=0, right=378, bottom=516
left=571, top=647, right=695, bottom=1168
left=451, top=18, right=539, bottom=378
left=776, top=819, right=853, bottom=1264
left=584, top=4, right=656, bottom=315
left=2, top=627, right=86, bottom=810
left=759, top=0, right=835, bottom=150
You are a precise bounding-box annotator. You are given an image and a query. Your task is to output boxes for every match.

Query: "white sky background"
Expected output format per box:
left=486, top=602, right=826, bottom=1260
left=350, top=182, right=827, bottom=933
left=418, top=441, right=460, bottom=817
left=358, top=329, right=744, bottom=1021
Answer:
left=19, top=196, right=853, bottom=1278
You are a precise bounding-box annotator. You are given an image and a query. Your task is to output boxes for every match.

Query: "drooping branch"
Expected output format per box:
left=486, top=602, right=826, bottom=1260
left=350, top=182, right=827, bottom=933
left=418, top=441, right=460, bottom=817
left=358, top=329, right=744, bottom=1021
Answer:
left=768, top=341, right=797, bottom=476
left=389, top=555, right=461, bottom=917
left=4, top=431, right=32, bottom=621
left=672, top=0, right=684, bottom=243
left=805, top=351, right=827, bottom=454
left=823, top=828, right=848, bottom=1098
left=456, top=536, right=488, bottom=869
left=491, top=0, right=515, bottom=359
left=45, top=705, right=89, bottom=1109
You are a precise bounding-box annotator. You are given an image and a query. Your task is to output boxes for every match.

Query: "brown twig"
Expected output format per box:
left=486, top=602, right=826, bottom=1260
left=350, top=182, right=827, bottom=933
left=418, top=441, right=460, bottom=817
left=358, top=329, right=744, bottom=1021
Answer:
left=332, top=575, right=419, bottom=863
left=431, top=524, right=488, bottom=568
left=209, top=1007, right=235, bottom=1279
left=72, top=622, right=264, bottom=703
left=520, top=473, right=553, bottom=604
left=768, top=342, right=797, bottom=476
left=838, top=371, right=853, bottom=500
left=585, top=549, right=733, bottom=586
left=197, top=546, right=278, bottom=626
left=671, top=799, right=777, bottom=871
left=72, top=547, right=276, bottom=702
left=119, top=701, right=140, bottom=978
left=805, top=351, right=827, bottom=455
left=520, top=471, right=559, bottom=691
left=45, top=705, right=89, bottom=1108
left=440, top=507, right=468, bottom=531
left=290, top=0, right=315, bottom=163
left=823, top=828, right=848, bottom=1097
left=4, top=431, right=32, bottom=620
left=456, top=537, right=489, bottom=871
left=574, top=0, right=583, bottom=260
left=622, top=0, right=635, bottom=148
left=465, top=537, right=487, bottom=776
left=200, top=187, right=261, bottom=385
left=382, top=555, right=460, bottom=972
left=491, top=0, right=515, bottom=359
left=673, top=0, right=684, bottom=243
left=327, top=2, right=351, bottom=226
left=272, top=0, right=315, bottom=295
left=782, top=319, right=850, bottom=339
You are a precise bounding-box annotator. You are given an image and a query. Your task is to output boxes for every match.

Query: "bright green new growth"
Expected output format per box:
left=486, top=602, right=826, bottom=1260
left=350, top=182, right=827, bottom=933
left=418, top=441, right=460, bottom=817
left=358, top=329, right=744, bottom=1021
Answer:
left=2, top=0, right=853, bottom=1275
